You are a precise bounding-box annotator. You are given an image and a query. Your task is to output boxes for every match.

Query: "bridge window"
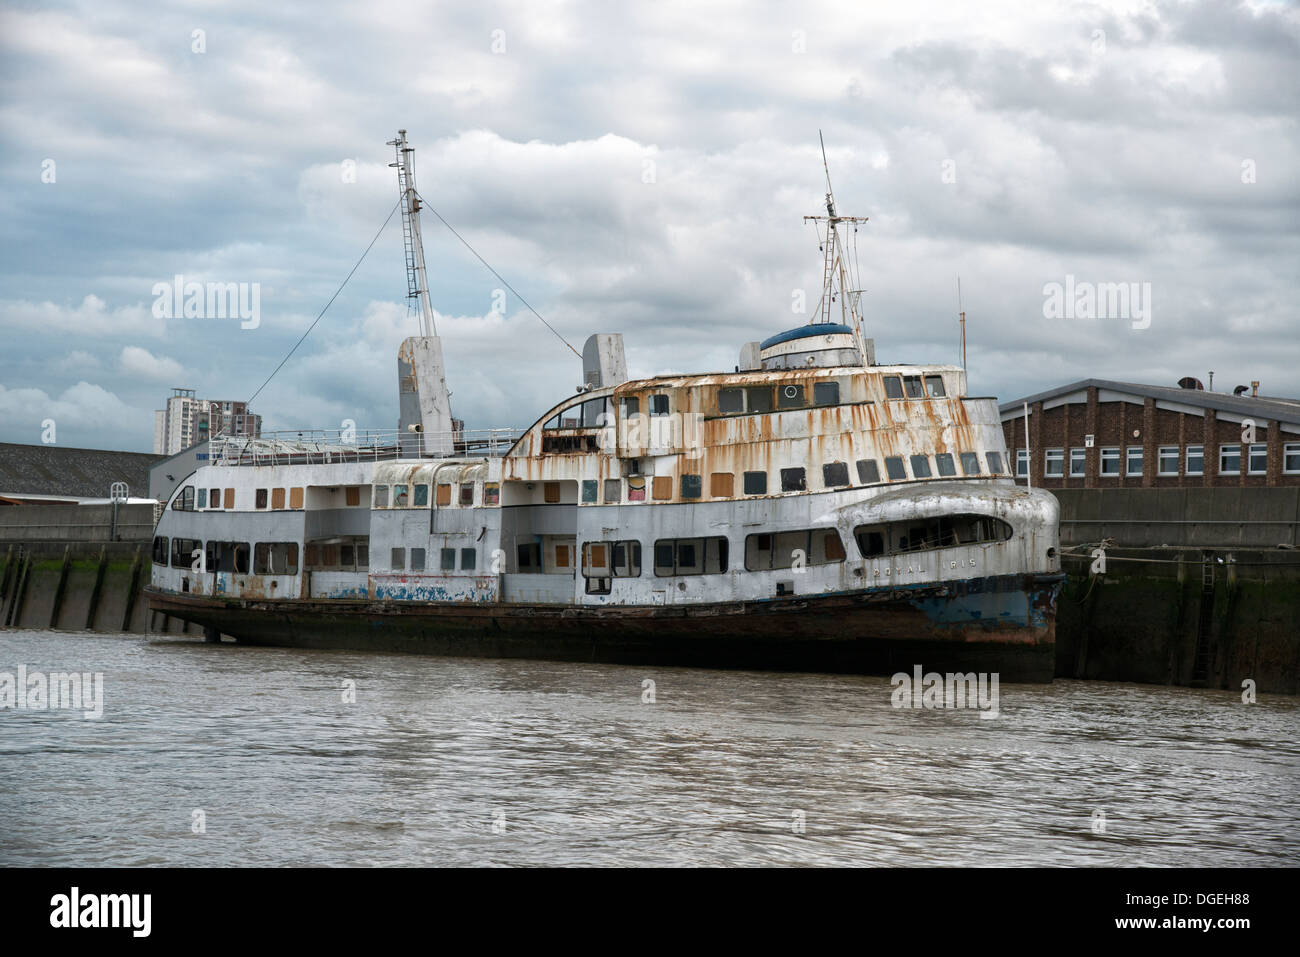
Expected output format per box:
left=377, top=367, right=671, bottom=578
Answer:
left=621, top=396, right=639, bottom=417
left=778, top=384, right=806, bottom=409
left=745, top=529, right=846, bottom=570
left=743, top=471, right=767, bottom=494
left=254, top=542, right=299, bottom=575
left=813, top=381, right=840, bottom=406
left=822, top=462, right=850, bottom=487
left=172, top=486, right=195, bottom=511
left=746, top=387, right=773, bottom=413
left=960, top=452, right=981, bottom=475
left=653, top=537, right=728, bottom=576
left=936, top=453, right=957, bottom=477
left=780, top=467, right=806, bottom=491
left=986, top=451, right=1005, bottom=475
left=903, top=375, right=925, bottom=398
left=884, top=457, right=907, bottom=480
left=883, top=376, right=904, bottom=399
left=856, top=459, right=880, bottom=484
left=649, top=394, right=670, bottom=416
left=925, top=375, right=946, bottom=397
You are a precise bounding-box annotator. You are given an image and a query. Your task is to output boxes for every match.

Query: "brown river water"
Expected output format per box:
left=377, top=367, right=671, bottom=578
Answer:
left=1, top=629, right=1297, bottom=866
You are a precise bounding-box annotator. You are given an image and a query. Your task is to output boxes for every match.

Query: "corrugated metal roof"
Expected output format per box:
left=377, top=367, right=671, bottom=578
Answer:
left=0, top=442, right=165, bottom=499
left=998, top=378, right=1300, bottom=426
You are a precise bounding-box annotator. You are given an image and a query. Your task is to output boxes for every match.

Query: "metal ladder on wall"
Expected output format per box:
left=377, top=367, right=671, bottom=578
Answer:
left=1191, top=551, right=1215, bottom=685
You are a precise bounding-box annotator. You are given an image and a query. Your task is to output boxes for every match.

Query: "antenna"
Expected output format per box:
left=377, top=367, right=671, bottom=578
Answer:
left=957, top=276, right=966, bottom=372
left=803, top=131, right=869, bottom=360
left=387, top=130, right=436, bottom=337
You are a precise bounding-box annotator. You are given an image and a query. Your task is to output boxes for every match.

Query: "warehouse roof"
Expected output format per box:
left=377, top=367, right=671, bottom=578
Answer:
left=999, top=379, right=1300, bottom=427
left=0, top=442, right=164, bottom=501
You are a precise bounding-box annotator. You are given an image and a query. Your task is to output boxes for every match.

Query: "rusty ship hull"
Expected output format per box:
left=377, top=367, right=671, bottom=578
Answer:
left=147, top=570, right=1062, bottom=681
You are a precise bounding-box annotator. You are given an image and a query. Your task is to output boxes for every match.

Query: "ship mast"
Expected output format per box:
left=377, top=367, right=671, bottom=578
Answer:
left=802, top=132, right=869, bottom=362
left=388, top=129, right=436, bottom=337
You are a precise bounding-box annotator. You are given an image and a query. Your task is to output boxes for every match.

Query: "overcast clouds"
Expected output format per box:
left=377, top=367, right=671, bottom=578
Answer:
left=1, top=0, right=1297, bottom=452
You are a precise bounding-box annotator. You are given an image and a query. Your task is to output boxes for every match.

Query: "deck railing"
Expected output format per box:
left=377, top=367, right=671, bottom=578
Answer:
left=209, top=428, right=521, bottom=467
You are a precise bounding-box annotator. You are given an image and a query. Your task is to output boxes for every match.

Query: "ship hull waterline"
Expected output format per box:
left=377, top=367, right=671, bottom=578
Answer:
left=146, top=572, right=1064, bottom=682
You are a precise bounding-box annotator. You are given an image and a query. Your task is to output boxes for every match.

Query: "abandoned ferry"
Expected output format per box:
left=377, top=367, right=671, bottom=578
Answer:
left=146, top=131, right=1064, bottom=681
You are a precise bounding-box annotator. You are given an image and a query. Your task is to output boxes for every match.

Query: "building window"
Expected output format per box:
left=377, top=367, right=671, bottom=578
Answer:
left=1186, top=445, right=1204, bottom=476
left=652, top=537, right=728, bottom=576
left=1044, top=449, right=1064, bottom=478
left=1219, top=445, right=1241, bottom=476
left=935, top=453, right=957, bottom=477
left=441, top=548, right=456, bottom=571
left=884, top=456, right=907, bottom=480
left=1069, top=448, right=1086, bottom=477
left=1248, top=443, right=1267, bottom=475
left=960, top=452, right=981, bottom=476
left=822, top=462, right=850, bottom=487
left=710, top=472, right=733, bottom=497
left=1100, top=448, right=1120, bottom=476
left=780, top=467, right=806, bottom=491
left=1285, top=443, right=1300, bottom=474
left=1016, top=449, right=1029, bottom=478
left=391, top=548, right=405, bottom=571
left=986, top=452, right=1004, bottom=475
left=910, top=455, right=932, bottom=478
left=856, top=459, right=881, bottom=484
left=1157, top=447, right=1179, bottom=476
left=743, top=471, right=767, bottom=495
left=1126, top=447, right=1143, bottom=477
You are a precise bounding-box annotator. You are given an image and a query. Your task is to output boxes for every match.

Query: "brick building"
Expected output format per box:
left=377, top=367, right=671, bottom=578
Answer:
left=999, top=379, right=1300, bottom=489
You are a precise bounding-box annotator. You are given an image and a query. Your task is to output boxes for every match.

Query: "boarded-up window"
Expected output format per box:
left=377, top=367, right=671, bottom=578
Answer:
left=652, top=476, right=672, bottom=500
left=410, top=548, right=425, bottom=571
left=743, top=471, right=766, bottom=495
left=603, top=479, right=620, bottom=503
left=544, top=482, right=561, bottom=504
left=374, top=485, right=389, bottom=508
left=224, top=488, right=235, bottom=509
left=581, top=480, right=598, bottom=503
left=555, top=544, right=571, bottom=568
left=680, top=475, right=702, bottom=499
left=710, top=472, right=734, bottom=497
left=289, top=487, right=303, bottom=509
left=436, top=484, right=452, bottom=506
left=345, top=486, right=361, bottom=507
left=822, top=462, right=850, bottom=487
left=461, top=549, right=476, bottom=570
left=441, top=548, right=456, bottom=570
left=391, top=548, right=405, bottom=570
left=780, top=468, right=806, bottom=491
left=271, top=488, right=285, bottom=509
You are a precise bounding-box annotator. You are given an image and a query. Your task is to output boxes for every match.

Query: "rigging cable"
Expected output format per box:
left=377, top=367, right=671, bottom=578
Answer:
left=415, top=188, right=582, bottom=360
left=246, top=195, right=404, bottom=406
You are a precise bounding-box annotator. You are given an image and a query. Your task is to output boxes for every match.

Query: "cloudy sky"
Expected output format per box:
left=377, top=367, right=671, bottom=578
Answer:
left=1, top=0, right=1297, bottom=452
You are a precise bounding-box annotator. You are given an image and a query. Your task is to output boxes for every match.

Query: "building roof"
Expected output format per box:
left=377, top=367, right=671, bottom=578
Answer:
left=999, top=378, right=1300, bottom=428
left=0, top=442, right=165, bottom=501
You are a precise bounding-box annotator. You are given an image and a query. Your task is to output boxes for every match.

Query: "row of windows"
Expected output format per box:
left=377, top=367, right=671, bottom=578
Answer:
left=567, top=451, right=1007, bottom=506
left=171, top=485, right=367, bottom=511
left=1022, top=442, right=1300, bottom=478
left=390, top=547, right=478, bottom=572
left=374, top=482, right=500, bottom=509
left=543, top=372, right=945, bottom=430
left=152, top=538, right=301, bottom=574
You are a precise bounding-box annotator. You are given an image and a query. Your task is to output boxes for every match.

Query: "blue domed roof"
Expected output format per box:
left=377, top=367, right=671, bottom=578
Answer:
left=759, top=323, right=855, bottom=351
